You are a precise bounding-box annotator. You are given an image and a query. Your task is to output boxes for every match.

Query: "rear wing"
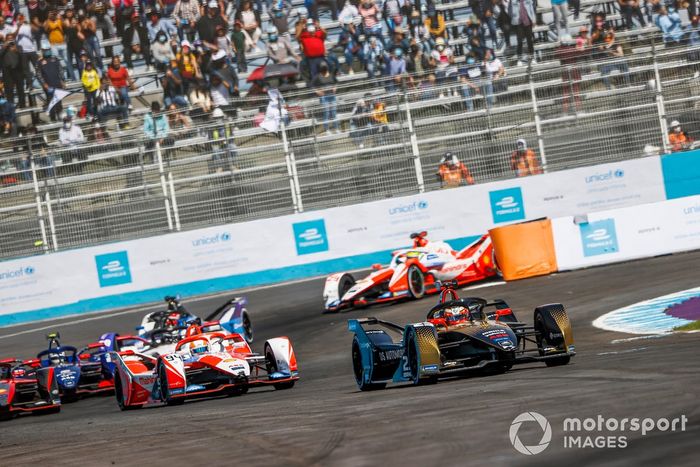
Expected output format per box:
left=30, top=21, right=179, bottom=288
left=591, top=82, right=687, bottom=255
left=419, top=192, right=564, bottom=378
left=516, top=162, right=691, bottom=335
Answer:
left=204, top=296, right=247, bottom=322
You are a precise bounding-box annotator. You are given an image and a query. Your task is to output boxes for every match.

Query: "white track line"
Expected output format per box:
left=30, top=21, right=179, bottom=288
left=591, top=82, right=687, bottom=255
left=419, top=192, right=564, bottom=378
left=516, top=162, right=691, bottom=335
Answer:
left=462, top=281, right=506, bottom=291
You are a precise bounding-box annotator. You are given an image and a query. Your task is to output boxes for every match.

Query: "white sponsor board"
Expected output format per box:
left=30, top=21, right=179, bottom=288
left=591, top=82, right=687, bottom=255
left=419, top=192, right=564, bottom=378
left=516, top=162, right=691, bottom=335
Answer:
left=0, top=156, right=667, bottom=319
left=553, top=195, right=700, bottom=270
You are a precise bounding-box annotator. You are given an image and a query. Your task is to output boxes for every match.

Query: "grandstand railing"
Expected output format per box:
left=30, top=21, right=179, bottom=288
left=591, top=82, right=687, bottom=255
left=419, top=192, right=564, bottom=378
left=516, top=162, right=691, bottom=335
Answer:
left=1, top=32, right=699, bottom=260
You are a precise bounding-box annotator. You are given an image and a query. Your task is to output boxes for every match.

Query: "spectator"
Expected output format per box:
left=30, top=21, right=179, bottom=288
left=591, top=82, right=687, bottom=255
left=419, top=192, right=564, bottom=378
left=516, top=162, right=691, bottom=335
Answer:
left=173, top=0, right=200, bottom=42
left=363, top=35, right=385, bottom=77
left=494, top=0, right=512, bottom=53
left=576, top=26, right=588, bottom=50
left=509, top=0, right=536, bottom=66
left=419, top=72, right=439, bottom=100
left=430, top=37, right=456, bottom=88
left=210, top=50, right=239, bottom=97
left=460, top=55, right=482, bottom=110
left=551, top=0, right=570, bottom=41
left=267, top=25, right=300, bottom=64
left=688, top=16, right=700, bottom=61
left=307, top=0, right=339, bottom=21
left=37, top=41, right=65, bottom=121
left=176, top=40, right=201, bottom=93
left=298, top=18, right=329, bottom=80
left=107, top=56, right=134, bottom=111
left=81, top=59, right=100, bottom=118
left=231, top=20, right=248, bottom=72
left=337, top=17, right=364, bottom=73
left=162, top=59, right=188, bottom=108
left=146, top=9, right=177, bottom=43
left=311, top=61, right=339, bottom=134
left=425, top=6, right=446, bottom=39
left=189, top=80, right=213, bottom=119
left=213, top=25, right=233, bottom=59
left=112, top=0, right=136, bottom=38
left=387, top=47, right=407, bottom=88
left=510, top=138, right=542, bottom=176
left=80, top=13, right=103, bottom=72
left=479, top=0, right=500, bottom=49
left=0, top=16, right=14, bottom=38
left=370, top=98, right=389, bottom=144
left=143, top=101, right=170, bottom=150
left=408, top=40, right=430, bottom=74
left=198, top=1, right=227, bottom=50
left=437, top=152, right=474, bottom=187
left=209, top=74, right=231, bottom=110
left=655, top=6, right=684, bottom=44
left=167, top=103, right=193, bottom=130
left=0, top=92, right=16, bottom=136
left=235, top=0, right=262, bottom=53
left=408, top=9, right=430, bottom=51
left=338, top=0, right=360, bottom=25
left=123, top=12, right=153, bottom=72
left=359, top=0, right=383, bottom=45
left=383, top=0, right=407, bottom=36
left=152, top=31, right=176, bottom=71
left=58, top=116, right=86, bottom=173
left=28, top=0, right=50, bottom=47
left=207, top=107, right=237, bottom=173
left=668, top=120, right=695, bottom=151
left=87, top=0, right=115, bottom=55
left=619, top=0, right=646, bottom=30
left=350, top=93, right=372, bottom=148
left=1, top=37, right=25, bottom=108
left=269, top=1, right=295, bottom=49
left=483, top=49, right=505, bottom=108
left=96, top=78, right=129, bottom=126
left=592, top=24, right=631, bottom=89
left=555, top=36, right=584, bottom=113
left=45, top=9, right=75, bottom=80
left=15, top=14, right=38, bottom=92
left=162, top=0, right=179, bottom=18
left=64, top=10, right=83, bottom=80
left=388, top=27, right=411, bottom=56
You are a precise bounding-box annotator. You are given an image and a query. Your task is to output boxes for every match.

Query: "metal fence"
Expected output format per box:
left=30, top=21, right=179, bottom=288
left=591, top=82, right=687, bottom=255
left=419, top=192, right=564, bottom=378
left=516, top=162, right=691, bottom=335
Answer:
left=1, top=33, right=699, bottom=260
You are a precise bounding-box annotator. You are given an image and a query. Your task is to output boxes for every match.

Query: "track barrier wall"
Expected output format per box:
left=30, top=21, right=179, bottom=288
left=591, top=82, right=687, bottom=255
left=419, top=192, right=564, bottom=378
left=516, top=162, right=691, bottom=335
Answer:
left=1, top=150, right=699, bottom=326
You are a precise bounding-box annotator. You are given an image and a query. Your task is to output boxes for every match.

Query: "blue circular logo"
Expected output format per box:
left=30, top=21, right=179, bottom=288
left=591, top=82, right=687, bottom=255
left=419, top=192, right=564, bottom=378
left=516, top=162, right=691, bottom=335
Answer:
left=221, top=232, right=231, bottom=241
left=418, top=201, right=429, bottom=210
left=614, top=169, right=624, bottom=178
left=24, top=266, right=35, bottom=275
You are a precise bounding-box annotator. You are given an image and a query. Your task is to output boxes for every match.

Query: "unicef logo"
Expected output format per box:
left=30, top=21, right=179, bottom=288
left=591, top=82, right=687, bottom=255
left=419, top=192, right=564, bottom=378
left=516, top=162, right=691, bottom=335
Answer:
left=417, top=200, right=428, bottom=209
left=510, top=412, right=552, bottom=455
left=221, top=232, right=231, bottom=241
left=24, top=266, right=35, bottom=275
left=614, top=169, right=624, bottom=178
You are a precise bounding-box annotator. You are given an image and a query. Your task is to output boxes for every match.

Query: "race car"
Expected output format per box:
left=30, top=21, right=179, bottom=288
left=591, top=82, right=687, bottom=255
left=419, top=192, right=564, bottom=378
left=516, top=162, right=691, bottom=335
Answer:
left=137, top=295, right=253, bottom=344
left=0, top=358, right=61, bottom=420
left=324, top=231, right=498, bottom=312
left=36, top=333, right=112, bottom=400
left=347, top=281, right=575, bottom=390
left=111, top=330, right=298, bottom=410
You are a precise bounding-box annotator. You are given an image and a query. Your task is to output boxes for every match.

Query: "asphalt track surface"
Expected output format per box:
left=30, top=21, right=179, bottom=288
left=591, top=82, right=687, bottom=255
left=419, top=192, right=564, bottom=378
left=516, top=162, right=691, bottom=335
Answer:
left=1, top=251, right=699, bottom=467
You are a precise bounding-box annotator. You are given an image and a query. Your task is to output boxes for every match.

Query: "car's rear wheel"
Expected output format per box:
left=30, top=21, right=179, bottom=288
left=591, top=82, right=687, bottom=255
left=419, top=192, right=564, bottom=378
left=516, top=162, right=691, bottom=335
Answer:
left=159, top=364, right=184, bottom=406
left=352, top=339, right=386, bottom=391
left=241, top=310, right=253, bottom=344
left=114, top=374, right=141, bottom=411
left=265, top=345, right=295, bottom=390
left=407, top=265, right=425, bottom=299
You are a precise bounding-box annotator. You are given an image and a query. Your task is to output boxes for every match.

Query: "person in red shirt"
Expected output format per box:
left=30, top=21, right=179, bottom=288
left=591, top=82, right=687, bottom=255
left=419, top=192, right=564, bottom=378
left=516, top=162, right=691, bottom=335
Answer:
left=298, top=18, right=328, bottom=80
left=106, top=55, right=134, bottom=110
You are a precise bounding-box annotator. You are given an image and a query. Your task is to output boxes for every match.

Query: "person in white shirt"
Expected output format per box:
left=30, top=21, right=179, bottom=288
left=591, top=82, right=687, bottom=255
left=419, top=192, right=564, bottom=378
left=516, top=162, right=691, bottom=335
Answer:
left=483, top=49, right=506, bottom=108
left=15, top=14, right=38, bottom=91
left=58, top=116, right=86, bottom=173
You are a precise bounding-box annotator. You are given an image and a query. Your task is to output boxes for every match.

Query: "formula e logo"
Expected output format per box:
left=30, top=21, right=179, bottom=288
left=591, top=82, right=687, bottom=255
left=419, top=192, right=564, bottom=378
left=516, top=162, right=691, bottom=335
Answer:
left=95, top=251, right=132, bottom=287
left=585, top=169, right=625, bottom=183
left=388, top=200, right=429, bottom=215
left=293, top=219, right=329, bottom=255
left=489, top=188, right=525, bottom=223
left=191, top=232, right=231, bottom=247
left=0, top=265, right=35, bottom=281
left=579, top=219, right=619, bottom=257
left=510, top=412, right=552, bottom=455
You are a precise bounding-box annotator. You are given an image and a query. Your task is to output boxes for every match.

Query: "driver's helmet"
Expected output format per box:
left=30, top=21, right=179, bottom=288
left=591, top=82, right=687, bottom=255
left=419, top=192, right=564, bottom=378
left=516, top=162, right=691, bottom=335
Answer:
left=49, top=353, right=61, bottom=366
left=12, top=367, right=26, bottom=378
left=165, top=312, right=180, bottom=329
left=411, top=232, right=429, bottom=248
left=444, top=307, right=469, bottom=325
left=189, top=341, right=208, bottom=355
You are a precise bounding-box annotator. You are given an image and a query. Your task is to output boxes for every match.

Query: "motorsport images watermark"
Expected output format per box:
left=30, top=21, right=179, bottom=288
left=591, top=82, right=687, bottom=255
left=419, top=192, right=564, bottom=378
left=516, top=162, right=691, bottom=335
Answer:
left=509, top=412, right=689, bottom=455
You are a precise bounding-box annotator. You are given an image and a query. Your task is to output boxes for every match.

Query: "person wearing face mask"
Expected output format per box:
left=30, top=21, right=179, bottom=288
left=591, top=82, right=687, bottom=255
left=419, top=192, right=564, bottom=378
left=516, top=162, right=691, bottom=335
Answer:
left=298, top=18, right=329, bottom=80
left=363, top=35, right=384, bottom=77
left=267, top=25, right=300, bottom=65
left=408, top=10, right=430, bottom=52
left=338, top=0, right=360, bottom=25
left=146, top=9, right=177, bottom=44
left=235, top=0, right=262, bottom=53
left=337, top=16, right=364, bottom=74
left=173, top=0, right=201, bottom=42
left=382, top=0, right=407, bottom=36
left=459, top=54, right=482, bottom=111
left=510, top=138, right=542, bottom=177
left=668, top=121, right=695, bottom=152
left=359, top=0, right=383, bottom=45
left=81, top=59, right=100, bottom=119
left=407, top=39, right=429, bottom=74
left=270, top=1, right=294, bottom=50
left=58, top=116, right=86, bottom=173
left=152, top=31, right=176, bottom=71
left=37, top=42, right=65, bottom=121
left=655, top=5, right=684, bottom=45
left=508, top=0, right=536, bottom=66
left=123, top=11, right=154, bottom=72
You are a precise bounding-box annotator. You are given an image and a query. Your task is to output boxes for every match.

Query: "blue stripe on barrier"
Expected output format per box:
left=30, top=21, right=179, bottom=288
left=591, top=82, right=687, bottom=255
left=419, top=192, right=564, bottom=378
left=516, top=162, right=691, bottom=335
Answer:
left=661, top=149, right=700, bottom=200
left=0, top=235, right=482, bottom=327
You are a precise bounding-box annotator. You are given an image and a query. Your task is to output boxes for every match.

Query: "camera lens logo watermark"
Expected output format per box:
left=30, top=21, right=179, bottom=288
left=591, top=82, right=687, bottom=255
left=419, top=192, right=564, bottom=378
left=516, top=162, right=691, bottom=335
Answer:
left=509, top=412, right=552, bottom=455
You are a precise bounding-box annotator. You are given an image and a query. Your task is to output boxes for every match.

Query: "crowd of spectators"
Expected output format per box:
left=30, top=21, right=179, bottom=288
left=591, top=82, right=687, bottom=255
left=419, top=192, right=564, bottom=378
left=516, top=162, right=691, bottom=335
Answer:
left=0, top=0, right=698, bottom=181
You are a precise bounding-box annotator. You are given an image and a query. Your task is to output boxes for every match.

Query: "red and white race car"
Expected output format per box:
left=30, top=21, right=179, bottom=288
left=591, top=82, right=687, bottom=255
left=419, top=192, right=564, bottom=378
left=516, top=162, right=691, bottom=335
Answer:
left=323, top=232, right=498, bottom=312
left=111, top=329, right=298, bottom=410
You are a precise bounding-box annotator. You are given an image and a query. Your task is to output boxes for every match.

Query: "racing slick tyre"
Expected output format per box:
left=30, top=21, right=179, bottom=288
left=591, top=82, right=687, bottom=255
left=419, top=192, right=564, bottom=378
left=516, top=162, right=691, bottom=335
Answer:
left=225, top=381, right=249, bottom=397
left=535, top=306, right=571, bottom=367
left=0, top=408, right=12, bottom=421
left=265, top=344, right=295, bottom=390
left=241, top=310, right=254, bottom=344
left=114, top=374, right=141, bottom=411
left=337, top=274, right=356, bottom=299
left=351, top=338, right=386, bottom=391
left=407, top=265, right=426, bottom=299
left=406, top=329, right=438, bottom=386
left=158, top=363, right=185, bottom=406
left=32, top=406, right=61, bottom=416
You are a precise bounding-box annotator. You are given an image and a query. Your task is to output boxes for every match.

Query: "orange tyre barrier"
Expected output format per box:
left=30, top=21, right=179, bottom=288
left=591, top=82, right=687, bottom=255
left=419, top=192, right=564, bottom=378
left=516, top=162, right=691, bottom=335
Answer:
left=489, top=219, right=558, bottom=281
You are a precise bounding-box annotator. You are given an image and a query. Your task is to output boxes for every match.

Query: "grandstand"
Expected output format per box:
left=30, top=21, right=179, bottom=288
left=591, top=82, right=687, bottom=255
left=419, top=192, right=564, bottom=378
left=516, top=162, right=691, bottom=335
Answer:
left=1, top=0, right=699, bottom=260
